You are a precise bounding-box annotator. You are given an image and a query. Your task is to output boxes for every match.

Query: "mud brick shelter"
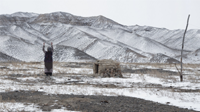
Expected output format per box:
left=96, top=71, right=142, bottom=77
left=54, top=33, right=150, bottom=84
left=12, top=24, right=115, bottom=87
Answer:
left=93, top=59, right=122, bottom=77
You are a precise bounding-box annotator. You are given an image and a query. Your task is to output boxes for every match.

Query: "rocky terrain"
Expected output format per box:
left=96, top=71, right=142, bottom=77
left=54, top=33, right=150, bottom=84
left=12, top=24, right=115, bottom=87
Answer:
left=0, top=91, right=197, bottom=112
left=0, top=62, right=199, bottom=111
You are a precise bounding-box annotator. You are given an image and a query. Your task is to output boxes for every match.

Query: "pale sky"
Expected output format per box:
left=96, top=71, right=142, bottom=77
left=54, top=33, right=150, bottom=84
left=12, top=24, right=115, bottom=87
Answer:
left=0, top=0, right=200, bottom=30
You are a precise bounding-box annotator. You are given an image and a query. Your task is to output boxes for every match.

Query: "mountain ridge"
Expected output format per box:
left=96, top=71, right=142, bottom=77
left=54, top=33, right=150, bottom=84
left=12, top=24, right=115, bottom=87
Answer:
left=0, top=12, right=199, bottom=63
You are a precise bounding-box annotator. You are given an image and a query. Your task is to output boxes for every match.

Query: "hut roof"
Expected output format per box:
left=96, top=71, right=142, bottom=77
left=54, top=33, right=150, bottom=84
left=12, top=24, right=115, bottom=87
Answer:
left=97, top=59, right=119, bottom=64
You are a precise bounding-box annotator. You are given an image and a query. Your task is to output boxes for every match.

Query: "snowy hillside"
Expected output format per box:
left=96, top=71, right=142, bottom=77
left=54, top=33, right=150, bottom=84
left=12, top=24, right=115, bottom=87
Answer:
left=0, top=12, right=199, bottom=63
left=131, top=25, right=200, bottom=51
left=52, top=45, right=97, bottom=62
left=0, top=52, right=20, bottom=62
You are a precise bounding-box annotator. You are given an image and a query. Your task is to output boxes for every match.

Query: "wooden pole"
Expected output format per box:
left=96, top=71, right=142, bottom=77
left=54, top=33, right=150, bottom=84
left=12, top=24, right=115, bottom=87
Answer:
left=180, top=15, right=190, bottom=82
left=174, top=63, right=181, bottom=76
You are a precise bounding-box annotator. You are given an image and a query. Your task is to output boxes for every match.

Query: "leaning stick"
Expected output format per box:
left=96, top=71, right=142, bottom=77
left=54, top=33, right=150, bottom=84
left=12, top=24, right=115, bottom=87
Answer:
left=180, top=15, right=190, bottom=82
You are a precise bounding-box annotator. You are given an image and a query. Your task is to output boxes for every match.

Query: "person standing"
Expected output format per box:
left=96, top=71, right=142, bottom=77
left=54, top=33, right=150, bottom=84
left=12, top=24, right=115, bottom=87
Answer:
left=43, top=42, right=53, bottom=76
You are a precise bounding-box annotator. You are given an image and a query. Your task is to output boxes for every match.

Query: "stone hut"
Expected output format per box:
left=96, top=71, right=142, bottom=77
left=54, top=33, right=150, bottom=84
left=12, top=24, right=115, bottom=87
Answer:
left=93, top=59, right=122, bottom=77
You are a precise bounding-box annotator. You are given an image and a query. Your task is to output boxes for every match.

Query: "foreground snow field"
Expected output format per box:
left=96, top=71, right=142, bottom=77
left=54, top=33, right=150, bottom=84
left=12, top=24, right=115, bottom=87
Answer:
left=0, top=62, right=199, bottom=111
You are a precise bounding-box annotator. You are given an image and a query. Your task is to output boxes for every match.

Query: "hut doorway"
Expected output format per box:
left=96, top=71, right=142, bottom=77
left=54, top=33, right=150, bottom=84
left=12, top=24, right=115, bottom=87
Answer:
left=95, top=64, right=99, bottom=73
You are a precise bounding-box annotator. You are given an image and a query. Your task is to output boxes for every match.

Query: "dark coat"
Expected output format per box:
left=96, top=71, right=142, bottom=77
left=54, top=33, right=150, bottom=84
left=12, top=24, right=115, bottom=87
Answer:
left=44, top=51, right=53, bottom=62
left=43, top=45, right=53, bottom=74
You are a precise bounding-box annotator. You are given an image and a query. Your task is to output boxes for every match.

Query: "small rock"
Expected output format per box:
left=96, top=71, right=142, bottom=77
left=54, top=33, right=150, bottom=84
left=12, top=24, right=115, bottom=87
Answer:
left=42, top=106, right=51, bottom=111
left=100, top=100, right=109, bottom=103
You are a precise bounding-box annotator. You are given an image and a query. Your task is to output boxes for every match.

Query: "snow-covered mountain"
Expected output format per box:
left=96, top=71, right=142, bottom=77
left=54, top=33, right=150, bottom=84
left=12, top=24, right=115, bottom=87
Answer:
left=0, top=12, right=199, bottom=63
left=0, top=51, right=20, bottom=62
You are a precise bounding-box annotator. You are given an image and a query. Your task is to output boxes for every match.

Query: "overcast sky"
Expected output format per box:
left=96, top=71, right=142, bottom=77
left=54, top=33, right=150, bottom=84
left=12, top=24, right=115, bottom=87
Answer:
left=0, top=0, right=200, bottom=30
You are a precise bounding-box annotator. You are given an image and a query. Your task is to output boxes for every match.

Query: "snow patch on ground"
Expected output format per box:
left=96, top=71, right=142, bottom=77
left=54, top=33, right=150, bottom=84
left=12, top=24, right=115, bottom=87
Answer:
left=0, top=62, right=200, bottom=111
left=0, top=102, right=42, bottom=112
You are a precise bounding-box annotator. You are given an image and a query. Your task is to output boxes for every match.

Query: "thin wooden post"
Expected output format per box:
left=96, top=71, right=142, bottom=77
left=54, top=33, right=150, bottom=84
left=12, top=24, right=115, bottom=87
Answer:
left=180, top=15, right=190, bottom=82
